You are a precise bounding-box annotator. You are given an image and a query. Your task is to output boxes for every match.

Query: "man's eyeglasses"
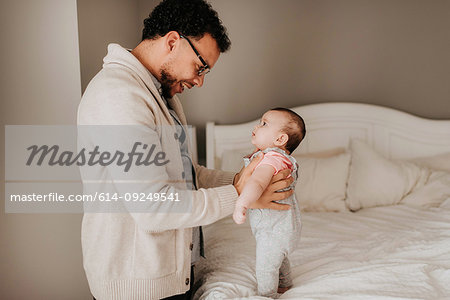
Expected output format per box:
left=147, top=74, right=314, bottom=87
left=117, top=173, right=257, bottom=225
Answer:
left=180, top=35, right=211, bottom=76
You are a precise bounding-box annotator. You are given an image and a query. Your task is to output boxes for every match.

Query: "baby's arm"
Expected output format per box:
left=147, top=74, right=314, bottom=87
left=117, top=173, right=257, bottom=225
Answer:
left=233, top=164, right=275, bottom=224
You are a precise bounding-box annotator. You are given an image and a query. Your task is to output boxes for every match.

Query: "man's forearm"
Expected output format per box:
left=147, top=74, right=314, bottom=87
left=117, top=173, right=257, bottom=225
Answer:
left=195, top=164, right=236, bottom=188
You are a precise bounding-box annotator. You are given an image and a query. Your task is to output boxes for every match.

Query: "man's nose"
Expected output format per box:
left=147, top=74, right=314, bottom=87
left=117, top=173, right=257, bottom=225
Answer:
left=193, top=75, right=204, bottom=87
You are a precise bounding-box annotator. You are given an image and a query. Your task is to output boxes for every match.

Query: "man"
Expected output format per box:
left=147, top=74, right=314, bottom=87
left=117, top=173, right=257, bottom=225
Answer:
left=78, top=0, right=293, bottom=299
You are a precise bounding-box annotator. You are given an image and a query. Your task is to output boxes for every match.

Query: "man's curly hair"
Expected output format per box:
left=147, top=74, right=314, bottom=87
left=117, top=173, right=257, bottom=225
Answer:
left=142, top=0, right=231, bottom=52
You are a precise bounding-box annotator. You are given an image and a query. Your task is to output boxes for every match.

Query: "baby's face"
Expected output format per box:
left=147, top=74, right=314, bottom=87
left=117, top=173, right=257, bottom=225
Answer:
left=251, top=110, right=288, bottom=150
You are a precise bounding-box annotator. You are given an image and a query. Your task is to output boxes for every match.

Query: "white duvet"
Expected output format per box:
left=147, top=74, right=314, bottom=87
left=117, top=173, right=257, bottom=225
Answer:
left=193, top=205, right=450, bottom=300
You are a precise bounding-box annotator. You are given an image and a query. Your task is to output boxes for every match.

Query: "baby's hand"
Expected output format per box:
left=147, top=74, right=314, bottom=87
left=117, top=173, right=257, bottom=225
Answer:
left=233, top=202, right=248, bottom=225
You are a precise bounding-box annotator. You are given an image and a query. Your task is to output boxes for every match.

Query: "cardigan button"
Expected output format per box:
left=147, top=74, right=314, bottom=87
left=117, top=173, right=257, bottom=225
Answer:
left=174, top=132, right=178, bottom=140
left=182, top=171, right=185, bottom=179
left=185, top=278, right=190, bottom=285
left=189, top=243, right=193, bottom=251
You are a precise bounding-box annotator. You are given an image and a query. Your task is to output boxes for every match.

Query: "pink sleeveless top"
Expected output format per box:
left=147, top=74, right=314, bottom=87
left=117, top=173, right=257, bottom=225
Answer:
left=255, top=151, right=294, bottom=175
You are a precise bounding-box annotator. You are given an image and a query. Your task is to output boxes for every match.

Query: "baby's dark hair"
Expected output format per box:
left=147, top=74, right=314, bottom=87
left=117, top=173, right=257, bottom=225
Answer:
left=270, top=107, right=306, bottom=154
left=142, top=0, right=231, bottom=52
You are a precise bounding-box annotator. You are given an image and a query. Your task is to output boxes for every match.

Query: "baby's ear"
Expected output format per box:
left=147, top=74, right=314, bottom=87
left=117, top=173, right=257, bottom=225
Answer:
left=275, top=133, right=288, bottom=147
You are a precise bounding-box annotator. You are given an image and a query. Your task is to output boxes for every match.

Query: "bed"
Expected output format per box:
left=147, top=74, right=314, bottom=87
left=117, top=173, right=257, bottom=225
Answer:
left=193, top=103, right=450, bottom=299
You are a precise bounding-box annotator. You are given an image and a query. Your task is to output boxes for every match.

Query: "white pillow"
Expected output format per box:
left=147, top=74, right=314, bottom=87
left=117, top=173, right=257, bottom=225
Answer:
left=410, top=152, right=450, bottom=173
left=401, top=171, right=450, bottom=208
left=296, top=147, right=346, bottom=159
left=220, top=148, right=351, bottom=212
left=346, top=139, right=430, bottom=211
left=220, top=148, right=253, bottom=172
left=403, top=152, right=450, bottom=208
left=220, top=147, right=346, bottom=173
left=294, top=153, right=351, bottom=212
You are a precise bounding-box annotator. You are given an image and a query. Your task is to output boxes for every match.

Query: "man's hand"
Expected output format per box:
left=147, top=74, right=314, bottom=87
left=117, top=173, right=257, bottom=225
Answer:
left=233, top=155, right=293, bottom=211
left=248, top=169, right=293, bottom=210
left=233, top=152, right=263, bottom=194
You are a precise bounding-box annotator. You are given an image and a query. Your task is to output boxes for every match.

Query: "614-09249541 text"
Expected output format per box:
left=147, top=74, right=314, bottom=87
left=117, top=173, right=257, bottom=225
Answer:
left=5, top=126, right=194, bottom=213
left=9, top=192, right=180, bottom=202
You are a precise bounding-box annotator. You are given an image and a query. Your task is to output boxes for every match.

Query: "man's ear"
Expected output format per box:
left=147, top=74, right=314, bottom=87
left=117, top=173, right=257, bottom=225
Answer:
left=165, top=31, right=180, bottom=52
left=274, top=133, right=288, bottom=147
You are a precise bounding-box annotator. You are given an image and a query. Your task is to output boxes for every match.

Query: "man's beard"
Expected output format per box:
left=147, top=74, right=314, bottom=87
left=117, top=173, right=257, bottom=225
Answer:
left=160, top=67, right=177, bottom=99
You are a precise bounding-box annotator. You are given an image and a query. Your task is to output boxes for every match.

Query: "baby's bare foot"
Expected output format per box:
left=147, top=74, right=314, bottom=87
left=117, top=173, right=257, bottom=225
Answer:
left=232, top=210, right=246, bottom=224
left=232, top=205, right=247, bottom=224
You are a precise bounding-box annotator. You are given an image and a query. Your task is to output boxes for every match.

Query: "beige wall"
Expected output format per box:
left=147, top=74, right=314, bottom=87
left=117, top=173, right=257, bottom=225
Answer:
left=77, top=0, right=161, bottom=92
left=138, top=0, right=160, bottom=29
left=79, top=0, right=450, bottom=163
left=77, top=0, right=142, bottom=91
left=77, top=1, right=450, bottom=162
left=179, top=0, right=450, bottom=163
left=2, top=0, right=448, bottom=298
left=0, top=0, right=90, bottom=299
left=0, top=0, right=157, bottom=298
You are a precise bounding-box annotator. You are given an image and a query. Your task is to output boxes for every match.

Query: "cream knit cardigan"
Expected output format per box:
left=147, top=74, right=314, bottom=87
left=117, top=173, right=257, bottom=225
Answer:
left=77, top=44, right=237, bottom=299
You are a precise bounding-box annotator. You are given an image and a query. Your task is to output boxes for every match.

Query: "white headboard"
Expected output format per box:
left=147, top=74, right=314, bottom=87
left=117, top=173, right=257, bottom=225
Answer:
left=206, top=102, right=450, bottom=169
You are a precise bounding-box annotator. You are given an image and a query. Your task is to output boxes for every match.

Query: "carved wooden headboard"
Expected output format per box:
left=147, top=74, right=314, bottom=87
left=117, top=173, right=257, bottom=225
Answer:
left=206, top=102, right=450, bottom=169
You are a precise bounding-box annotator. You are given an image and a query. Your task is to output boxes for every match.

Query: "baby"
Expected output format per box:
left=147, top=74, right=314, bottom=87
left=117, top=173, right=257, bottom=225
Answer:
left=232, top=107, right=306, bottom=298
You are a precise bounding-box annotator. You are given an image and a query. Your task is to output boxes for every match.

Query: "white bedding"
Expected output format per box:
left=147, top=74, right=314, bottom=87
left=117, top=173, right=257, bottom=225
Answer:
left=193, top=204, right=450, bottom=299
left=200, top=103, right=450, bottom=299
